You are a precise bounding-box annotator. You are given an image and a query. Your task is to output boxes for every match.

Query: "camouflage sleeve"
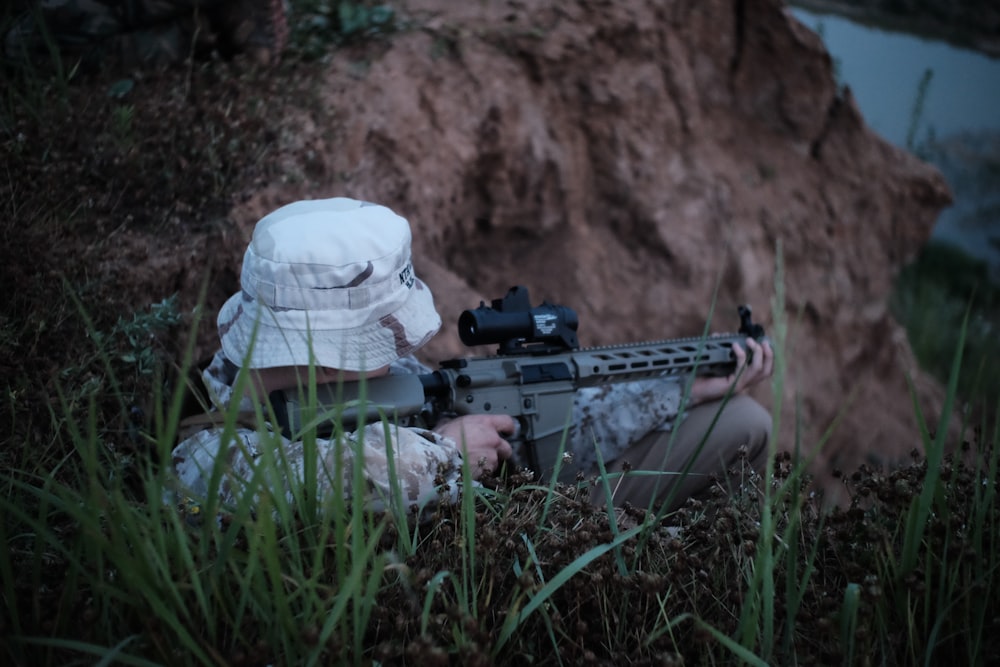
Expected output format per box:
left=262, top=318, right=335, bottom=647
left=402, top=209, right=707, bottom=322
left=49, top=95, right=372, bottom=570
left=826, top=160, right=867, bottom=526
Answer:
left=321, top=424, right=463, bottom=511
left=566, top=378, right=686, bottom=472
left=170, top=421, right=463, bottom=516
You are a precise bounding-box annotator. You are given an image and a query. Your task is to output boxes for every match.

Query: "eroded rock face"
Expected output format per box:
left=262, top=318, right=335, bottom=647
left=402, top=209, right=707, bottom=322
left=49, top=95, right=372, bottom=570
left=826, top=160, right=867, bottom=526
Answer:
left=233, top=0, right=953, bottom=496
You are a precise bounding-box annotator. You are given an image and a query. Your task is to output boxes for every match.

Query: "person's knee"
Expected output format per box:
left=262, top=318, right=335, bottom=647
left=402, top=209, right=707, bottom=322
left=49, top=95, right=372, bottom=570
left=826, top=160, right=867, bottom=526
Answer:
left=725, top=395, right=771, bottom=469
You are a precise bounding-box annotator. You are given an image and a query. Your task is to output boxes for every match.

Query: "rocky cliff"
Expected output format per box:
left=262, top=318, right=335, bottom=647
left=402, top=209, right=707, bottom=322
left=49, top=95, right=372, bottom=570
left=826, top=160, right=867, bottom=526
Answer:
left=214, top=0, right=953, bottom=496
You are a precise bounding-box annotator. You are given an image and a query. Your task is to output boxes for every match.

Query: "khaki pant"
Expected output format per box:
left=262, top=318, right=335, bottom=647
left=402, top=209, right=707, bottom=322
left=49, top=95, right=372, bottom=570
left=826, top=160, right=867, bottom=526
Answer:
left=589, top=395, right=770, bottom=513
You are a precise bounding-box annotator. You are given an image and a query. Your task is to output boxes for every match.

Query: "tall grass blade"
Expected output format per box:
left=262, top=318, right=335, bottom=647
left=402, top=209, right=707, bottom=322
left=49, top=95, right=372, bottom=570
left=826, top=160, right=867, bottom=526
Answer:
left=736, top=239, right=787, bottom=658
left=14, top=636, right=160, bottom=667
left=840, top=583, right=861, bottom=666
left=492, top=524, right=644, bottom=655
left=901, top=302, right=970, bottom=572
left=696, top=619, right=770, bottom=667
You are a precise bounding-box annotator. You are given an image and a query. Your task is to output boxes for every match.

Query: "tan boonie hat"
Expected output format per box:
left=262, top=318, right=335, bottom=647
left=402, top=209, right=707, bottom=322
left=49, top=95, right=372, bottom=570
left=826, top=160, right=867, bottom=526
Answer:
left=217, top=197, right=441, bottom=371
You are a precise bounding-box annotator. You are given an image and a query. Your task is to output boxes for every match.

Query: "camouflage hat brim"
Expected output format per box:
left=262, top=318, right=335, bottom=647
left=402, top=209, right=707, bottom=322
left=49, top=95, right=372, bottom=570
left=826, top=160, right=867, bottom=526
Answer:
left=217, top=276, right=441, bottom=371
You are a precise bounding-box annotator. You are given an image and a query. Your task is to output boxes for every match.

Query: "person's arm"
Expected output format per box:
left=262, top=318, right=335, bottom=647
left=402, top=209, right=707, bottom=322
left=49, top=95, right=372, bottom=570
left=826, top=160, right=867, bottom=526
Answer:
left=331, top=422, right=466, bottom=509
left=322, top=415, right=513, bottom=512
left=689, top=337, right=774, bottom=405
left=171, top=416, right=472, bottom=515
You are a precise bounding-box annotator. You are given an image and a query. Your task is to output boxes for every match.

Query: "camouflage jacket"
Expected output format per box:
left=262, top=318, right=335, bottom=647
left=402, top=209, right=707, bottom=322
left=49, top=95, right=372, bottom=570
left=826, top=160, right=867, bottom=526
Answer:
left=170, top=351, right=464, bottom=516
left=170, top=350, right=686, bottom=514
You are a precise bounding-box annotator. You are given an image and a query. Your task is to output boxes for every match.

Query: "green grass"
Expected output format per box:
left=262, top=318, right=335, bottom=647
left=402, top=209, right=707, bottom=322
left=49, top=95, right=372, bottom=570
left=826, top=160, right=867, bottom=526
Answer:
left=2, top=260, right=998, bottom=665
left=891, top=239, right=1000, bottom=411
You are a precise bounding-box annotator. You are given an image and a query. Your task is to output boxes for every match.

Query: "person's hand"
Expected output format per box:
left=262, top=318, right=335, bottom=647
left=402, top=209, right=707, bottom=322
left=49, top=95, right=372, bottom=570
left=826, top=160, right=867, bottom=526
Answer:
left=689, top=338, right=773, bottom=405
left=434, top=414, right=515, bottom=479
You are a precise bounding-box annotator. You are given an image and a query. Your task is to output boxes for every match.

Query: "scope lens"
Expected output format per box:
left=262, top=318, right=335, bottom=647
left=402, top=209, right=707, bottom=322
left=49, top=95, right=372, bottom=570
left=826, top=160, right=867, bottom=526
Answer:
left=457, top=311, right=482, bottom=346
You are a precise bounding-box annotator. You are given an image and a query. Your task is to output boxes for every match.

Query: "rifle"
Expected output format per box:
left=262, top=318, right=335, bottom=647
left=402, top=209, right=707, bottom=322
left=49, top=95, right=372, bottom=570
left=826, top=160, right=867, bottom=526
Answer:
left=271, top=286, right=767, bottom=481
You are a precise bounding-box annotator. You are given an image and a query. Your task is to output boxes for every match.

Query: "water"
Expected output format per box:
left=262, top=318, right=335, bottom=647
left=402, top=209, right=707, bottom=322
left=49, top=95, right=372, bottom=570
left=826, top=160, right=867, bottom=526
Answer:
left=790, top=5, right=1000, bottom=279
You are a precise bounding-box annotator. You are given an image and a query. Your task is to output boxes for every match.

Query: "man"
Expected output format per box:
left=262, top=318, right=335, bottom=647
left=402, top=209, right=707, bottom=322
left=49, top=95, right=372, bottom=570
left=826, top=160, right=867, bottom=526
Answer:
left=3, top=0, right=287, bottom=70
left=171, top=197, right=772, bottom=516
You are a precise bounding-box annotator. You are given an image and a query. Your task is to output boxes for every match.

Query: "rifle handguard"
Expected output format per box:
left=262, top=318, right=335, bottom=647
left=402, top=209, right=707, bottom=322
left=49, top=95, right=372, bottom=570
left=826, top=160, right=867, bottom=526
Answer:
left=272, top=287, right=768, bottom=478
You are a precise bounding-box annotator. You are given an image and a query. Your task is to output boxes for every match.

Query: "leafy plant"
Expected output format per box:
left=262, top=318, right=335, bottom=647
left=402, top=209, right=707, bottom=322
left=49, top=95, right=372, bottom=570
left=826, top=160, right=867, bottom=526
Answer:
left=289, top=0, right=397, bottom=60
left=104, top=294, right=184, bottom=378
left=891, top=240, right=1000, bottom=409
left=109, top=103, right=135, bottom=153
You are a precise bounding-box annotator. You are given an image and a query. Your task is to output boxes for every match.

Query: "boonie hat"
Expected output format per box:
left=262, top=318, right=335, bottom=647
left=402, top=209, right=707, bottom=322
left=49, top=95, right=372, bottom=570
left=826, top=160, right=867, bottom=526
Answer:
left=217, top=197, right=441, bottom=371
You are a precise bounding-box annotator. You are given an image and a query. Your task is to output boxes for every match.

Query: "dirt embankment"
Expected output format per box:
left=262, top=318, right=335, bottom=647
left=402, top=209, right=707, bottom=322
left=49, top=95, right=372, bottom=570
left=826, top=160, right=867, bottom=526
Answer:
left=107, top=0, right=955, bottom=497
left=207, top=0, right=949, bottom=496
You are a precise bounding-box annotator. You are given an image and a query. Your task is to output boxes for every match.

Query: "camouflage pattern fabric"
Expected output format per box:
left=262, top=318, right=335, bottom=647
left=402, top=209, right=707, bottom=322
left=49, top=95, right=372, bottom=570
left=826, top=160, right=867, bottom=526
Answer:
left=169, top=350, right=687, bottom=516
left=4, top=0, right=287, bottom=69
left=568, top=380, right=684, bottom=473
left=170, top=352, right=465, bottom=517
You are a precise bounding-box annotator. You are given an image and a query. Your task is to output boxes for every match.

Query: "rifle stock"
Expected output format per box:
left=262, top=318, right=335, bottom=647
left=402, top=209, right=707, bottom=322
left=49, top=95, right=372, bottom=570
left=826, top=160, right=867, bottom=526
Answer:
left=272, top=287, right=766, bottom=481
